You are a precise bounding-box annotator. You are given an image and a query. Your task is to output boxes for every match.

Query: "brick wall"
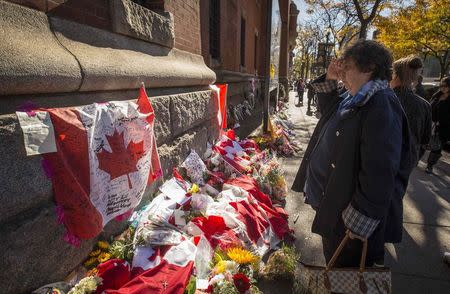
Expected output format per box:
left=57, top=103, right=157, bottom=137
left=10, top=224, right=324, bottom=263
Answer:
left=164, top=0, right=201, bottom=54
left=5, top=0, right=203, bottom=55
left=200, top=0, right=267, bottom=75
left=6, top=0, right=111, bottom=30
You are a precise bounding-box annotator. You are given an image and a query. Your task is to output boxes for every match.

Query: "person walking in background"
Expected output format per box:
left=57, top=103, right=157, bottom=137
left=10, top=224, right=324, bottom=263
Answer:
left=296, top=78, right=305, bottom=106
left=415, top=75, right=426, bottom=99
left=306, top=81, right=315, bottom=115
left=426, top=76, right=450, bottom=173
left=292, top=40, right=414, bottom=268
left=391, top=56, right=432, bottom=165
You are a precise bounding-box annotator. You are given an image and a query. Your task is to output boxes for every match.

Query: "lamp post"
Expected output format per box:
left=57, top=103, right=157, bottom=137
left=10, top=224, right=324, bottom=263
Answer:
left=324, top=27, right=332, bottom=70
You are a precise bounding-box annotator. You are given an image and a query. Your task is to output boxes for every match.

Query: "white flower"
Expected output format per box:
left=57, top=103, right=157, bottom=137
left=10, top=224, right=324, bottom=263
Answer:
left=68, top=276, right=102, bottom=294
left=209, top=273, right=225, bottom=285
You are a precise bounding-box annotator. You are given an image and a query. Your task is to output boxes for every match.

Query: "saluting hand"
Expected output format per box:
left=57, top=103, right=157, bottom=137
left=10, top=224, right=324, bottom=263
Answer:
left=326, top=58, right=342, bottom=81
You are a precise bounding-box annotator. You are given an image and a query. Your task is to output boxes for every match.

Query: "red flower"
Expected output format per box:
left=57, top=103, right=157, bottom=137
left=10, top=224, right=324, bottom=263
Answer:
left=232, top=273, right=251, bottom=293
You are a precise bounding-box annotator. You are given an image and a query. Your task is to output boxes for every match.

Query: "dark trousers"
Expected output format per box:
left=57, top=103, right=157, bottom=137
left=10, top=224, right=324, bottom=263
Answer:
left=297, top=91, right=304, bottom=104
left=322, top=223, right=385, bottom=268
left=427, top=146, right=442, bottom=168
left=307, top=94, right=315, bottom=112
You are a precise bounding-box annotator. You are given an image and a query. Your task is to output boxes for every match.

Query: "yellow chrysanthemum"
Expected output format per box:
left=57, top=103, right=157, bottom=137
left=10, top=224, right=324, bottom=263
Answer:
left=85, top=267, right=98, bottom=277
left=97, top=241, right=109, bottom=250
left=89, top=249, right=101, bottom=257
left=83, top=257, right=98, bottom=268
left=227, top=247, right=258, bottom=264
left=97, top=252, right=111, bottom=263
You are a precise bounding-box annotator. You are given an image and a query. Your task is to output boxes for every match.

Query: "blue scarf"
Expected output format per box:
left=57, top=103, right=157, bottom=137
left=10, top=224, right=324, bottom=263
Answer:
left=338, top=80, right=389, bottom=113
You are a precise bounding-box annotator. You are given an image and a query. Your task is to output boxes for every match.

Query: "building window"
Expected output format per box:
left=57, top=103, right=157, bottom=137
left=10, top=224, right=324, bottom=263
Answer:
left=254, top=33, right=258, bottom=72
left=132, top=0, right=165, bottom=11
left=240, top=17, right=246, bottom=67
left=209, top=0, right=220, bottom=59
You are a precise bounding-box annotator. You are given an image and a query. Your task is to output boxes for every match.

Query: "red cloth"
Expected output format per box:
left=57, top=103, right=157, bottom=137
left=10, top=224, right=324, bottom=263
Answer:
left=216, top=84, right=228, bottom=130
left=106, top=260, right=194, bottom=294
left=95, top=259, right=131, bottom=293
left=226, top=176, right=291, bottom=241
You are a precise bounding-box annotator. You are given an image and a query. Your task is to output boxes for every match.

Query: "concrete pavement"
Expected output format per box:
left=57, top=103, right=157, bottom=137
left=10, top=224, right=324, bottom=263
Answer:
left=281, top=91, right=450, bottom=293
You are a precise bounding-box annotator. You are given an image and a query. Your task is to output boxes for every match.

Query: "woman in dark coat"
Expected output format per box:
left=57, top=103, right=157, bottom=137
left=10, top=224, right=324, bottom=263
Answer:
left=292, top=40, right=414, bottom=267
left=390, top=55, right=432, bottom=165
left=426, top=76, right=450, bottom=173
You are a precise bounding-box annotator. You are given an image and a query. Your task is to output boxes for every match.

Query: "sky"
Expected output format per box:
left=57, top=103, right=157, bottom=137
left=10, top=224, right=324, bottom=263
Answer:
left=293, top=0, right=309, bottom=26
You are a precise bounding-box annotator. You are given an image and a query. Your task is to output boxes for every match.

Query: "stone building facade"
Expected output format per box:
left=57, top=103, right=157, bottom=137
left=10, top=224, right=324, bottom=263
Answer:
left=0, top=0, right=298, bottom=292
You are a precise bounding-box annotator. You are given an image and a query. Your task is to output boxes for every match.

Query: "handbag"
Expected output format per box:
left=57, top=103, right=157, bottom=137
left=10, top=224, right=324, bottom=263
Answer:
left=426, top=123, right=441, bottom=151
left=299, top=231, right=391, bottom=294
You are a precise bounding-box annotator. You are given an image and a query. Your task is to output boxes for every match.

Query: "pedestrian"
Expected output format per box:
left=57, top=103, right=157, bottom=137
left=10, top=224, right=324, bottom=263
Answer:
left=291, top=40, right=414, bottom=268
left=306, top=81, right=315, bottom=115
left=415, top=75, right=426, bottom=99
left=391, top=55, right=432, bottom=165
left=296, top=78, right=305, bottom=106
left=425, top=76, right=450, bottom=173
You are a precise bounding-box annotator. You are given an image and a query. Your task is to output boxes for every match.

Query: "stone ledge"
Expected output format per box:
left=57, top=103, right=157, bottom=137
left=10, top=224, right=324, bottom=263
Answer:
left=0, top=0, right=82, bottom=96
left=50, top=16, right=215, bottom=92
left=110, top=0, right=175, bottom=48
left=0, top=1, right=215, bottom=96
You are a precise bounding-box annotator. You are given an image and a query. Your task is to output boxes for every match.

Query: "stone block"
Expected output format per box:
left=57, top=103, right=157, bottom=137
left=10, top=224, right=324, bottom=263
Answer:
left=0, top=1, right=82, bottom=95
left=158, top=126, right=208, bottom=178
left=0, top=114, right=53, bottom=223
left=151, top=95, right=172, bottom=145
left=170, top=90, right=215, bottom=137
left=0, top=203, right=129, bottom=293
left=110, top=0, right=175, bottom=48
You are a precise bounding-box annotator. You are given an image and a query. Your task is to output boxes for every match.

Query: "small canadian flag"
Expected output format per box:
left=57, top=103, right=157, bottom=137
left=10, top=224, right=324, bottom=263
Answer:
left=17, top=86, right=162, bottom=240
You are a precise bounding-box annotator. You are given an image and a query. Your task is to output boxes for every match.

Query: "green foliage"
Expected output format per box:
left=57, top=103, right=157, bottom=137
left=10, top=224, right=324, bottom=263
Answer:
left=213, top=280, right=239, bottom=294
left=262, top=244, right=300, bottom=281
left=375, top=0, right=450, bottom=77
left=108, top=227, right=135, bottom=262
left=184, top=276, right=197, bottom=294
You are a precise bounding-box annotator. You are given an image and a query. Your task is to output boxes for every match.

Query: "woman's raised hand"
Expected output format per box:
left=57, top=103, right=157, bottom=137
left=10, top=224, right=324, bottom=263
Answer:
left=326, top=58, right=342, bottom=81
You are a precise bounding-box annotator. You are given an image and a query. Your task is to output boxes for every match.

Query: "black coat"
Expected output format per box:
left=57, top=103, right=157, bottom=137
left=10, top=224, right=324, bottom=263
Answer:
left=394, top=87, right=432, bottom=164
left=430, top=92, right=450, bottom=143
left=292, top=79, right=414, bottom=244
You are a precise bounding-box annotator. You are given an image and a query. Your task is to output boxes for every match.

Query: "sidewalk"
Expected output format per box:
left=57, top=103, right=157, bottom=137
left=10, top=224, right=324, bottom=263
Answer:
left=282, top=91, right=450, bottom=293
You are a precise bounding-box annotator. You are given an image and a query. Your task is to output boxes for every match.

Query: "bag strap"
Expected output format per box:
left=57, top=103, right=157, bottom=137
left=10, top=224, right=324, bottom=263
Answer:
left=325, top=230, right=368, bottom=273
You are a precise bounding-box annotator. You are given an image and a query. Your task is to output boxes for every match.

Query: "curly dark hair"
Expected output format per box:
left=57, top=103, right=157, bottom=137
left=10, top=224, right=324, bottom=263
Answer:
left=342, top=40, right=393, bottom=81
left=441, top=76, right=450, bottom=87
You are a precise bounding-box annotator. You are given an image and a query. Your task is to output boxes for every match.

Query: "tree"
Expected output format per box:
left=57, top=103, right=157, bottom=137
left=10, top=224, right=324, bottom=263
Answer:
left=305, top=0, right=388, bottom=40
left=294, top=24, right=322, bottom=79
left=376, top=0, right=450, bottom=78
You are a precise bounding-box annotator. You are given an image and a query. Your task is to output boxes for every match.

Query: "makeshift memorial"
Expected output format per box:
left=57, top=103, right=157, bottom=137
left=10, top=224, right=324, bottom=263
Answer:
left=33, top=82, right=302, bottom=294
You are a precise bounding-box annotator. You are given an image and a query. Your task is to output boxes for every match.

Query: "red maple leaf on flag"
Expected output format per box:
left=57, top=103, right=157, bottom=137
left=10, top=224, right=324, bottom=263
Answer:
left=97, top=129, right=145, bottom=189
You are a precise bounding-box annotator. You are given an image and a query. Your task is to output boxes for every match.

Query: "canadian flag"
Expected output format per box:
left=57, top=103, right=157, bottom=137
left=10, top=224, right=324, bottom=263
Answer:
left=104, top=240, right=196, bottom=294
left=17, top=87, right=162, bottom=240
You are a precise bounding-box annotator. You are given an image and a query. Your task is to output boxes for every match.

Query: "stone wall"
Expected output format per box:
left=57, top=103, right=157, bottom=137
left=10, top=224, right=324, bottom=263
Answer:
left=0, top=1, right=218, bottom=293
